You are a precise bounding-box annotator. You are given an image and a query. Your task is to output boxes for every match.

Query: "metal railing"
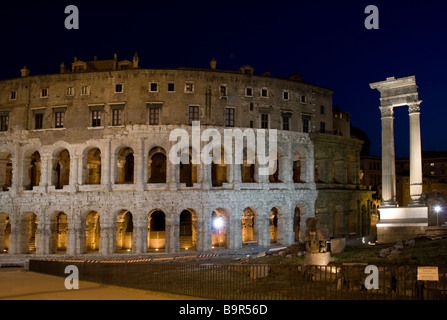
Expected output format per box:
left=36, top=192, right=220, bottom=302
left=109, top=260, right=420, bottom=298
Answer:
left=29, top=260, right=447, bottom=300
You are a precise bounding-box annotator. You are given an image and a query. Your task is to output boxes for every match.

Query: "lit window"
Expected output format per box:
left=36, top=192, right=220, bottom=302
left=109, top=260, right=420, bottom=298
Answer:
left=185, top=83, right=194, bottom=93
left=55, top=112, right=64, bottom=128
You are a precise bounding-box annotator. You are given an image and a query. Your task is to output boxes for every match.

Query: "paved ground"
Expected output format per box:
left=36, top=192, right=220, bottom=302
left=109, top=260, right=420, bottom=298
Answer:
left=0, top=268, right=204, bottom=300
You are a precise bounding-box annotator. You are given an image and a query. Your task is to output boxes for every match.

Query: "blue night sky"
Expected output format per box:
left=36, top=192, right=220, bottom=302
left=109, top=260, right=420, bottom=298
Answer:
left=0, top=0, right=446, bottom=158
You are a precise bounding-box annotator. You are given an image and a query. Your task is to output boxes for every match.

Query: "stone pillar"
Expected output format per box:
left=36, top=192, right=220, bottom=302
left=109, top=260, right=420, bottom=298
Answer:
left=135, top=138, right=145, bottom=191
left=99, top=215, right=114, bottom=255
left=257, top=213, right=270, bottom=248
left=102, top=139, right=111, bottom=191
left=408, top=102, right=423, bottom=205
left=380, top=106, right=396, bottom=206
left=133, top=213, right=147, bottom=254
left=166, top=214, right=179, bottom=253
left=8, top=215, right=19, bottom=255
left=36, top=218, right=51, bottom=255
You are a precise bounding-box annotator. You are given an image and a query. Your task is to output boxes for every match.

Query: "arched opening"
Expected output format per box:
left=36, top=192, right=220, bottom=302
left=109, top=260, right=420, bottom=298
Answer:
left=84, top=147, right=101, bottom=185
left=293, top=151, right=304, bottom=183
left=116, top=210, right=133, bottom=252
left=269, top=208, right=279, bottom=244
left=53, top=149, right=70, bottom=189
left=241, top=207, right=257, bottom=244
left=293, top=206, right=301, bottom=243
left=148, top=210, right=165, bottom=252
left=51, top=212, right=68, bottom=254
left=21, top=213, right=37, bottom=253
left=85, top=211, right=100, bottom=252
left=180, top=209, right=197, bottom=251
left=116, top=147, right=134, bottom=184
left=179, top=149, right=197, bottom=187
left=211, top=148, right=228, bottom=187
left=0, top=153, right=12, bottom=191
left=148, top=147, right=167, bottom=183
left=211, top=209, right=228, bottom=249
left=0, top=213, right=10, bottom=253
left=241, top=149, right=255, bottom=183
left=29, top=151, right=41, bottom=190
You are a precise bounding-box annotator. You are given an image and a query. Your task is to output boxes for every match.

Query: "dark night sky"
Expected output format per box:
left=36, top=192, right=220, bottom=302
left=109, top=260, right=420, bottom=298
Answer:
left=0, top=0, right=446, bottom=157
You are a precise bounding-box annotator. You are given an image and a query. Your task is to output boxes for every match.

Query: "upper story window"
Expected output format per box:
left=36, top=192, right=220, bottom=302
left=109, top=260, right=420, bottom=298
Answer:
left=147, top=103, right=162, bottom=125
left=149, top=82, right=158, bottom=92
left=81, top=85, right=90, bottom=96
left=261, top=88, right=268, bottom=98
left=41, top=88, right=49, bottom=98
left=34, top=113, right=44, bottom=130
left=9, top=91, right=17, bottom=101
left=301, top=95, right=307, bottom=103
left=282, top=113, right=291, bottom=131
left=320, top=121, right=326, bottom=133
left=246, top=87, right=253, bottom=97
left=185, top=82, right=194, bottom=93
left=225, top=108, right=235, bottom=127
left=220, top=85, right=227, bottom=98
left=66, top=86, right=74, bottom=96
left=283, top=90, right=290, bottom=100
left=0, top=113, right=9, bottom=132
left=302, top=115, right=311, bottom=133
left=91, top=110, right=101, bottom=127
left=54, top=111, right=64, bottom=128
left=261, top=113, right=269, bottom=129
left=115, top=83, right=123, bottom=93
left=320, top=105, right=325, bottom=115
left=189, top=105, right=199, bottom=124
left=167, top=83, right=175, bottom=92
left=110, top=104, right=124, bottom=126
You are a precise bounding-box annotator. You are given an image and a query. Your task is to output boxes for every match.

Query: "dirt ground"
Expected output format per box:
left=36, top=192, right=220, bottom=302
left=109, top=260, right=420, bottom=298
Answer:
left=0, top=268, right=204, bottom=300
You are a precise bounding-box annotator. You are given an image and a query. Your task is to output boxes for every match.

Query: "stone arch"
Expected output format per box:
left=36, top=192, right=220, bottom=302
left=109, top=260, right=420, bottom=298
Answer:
left=51, top=212, right=68, bottom=254
left=179, top=148, right=198, bottom=187
left=148, top=209, right=166, bottom=251
left=179, top=209, right=197, bottom=251
left=116, top=210, right=133, bottom=252
left=211, top=146, right=230, bottom=187
left=116, top=147, right=134, bottom=184
left=211, top=208, right=229, bottom=249
left=52, top=148, right=70, bottom=189
left=83, top=147, right=101, bottom=185
left=84, top=211, right=100, bottom=252
left=26, top=151, right=41, bottom=190
left=0, top=152, right=12, bottom=191
left=148, top=147, right=167, bottom=184
left=0, top=212, right=10, bottom=253
left=241, top=148, right=256, bottom=183
left=19, top=212, right=37, bottom=253
left=241, top=207, right=258, bottom=244
left=269, top=207, right=280, bottom=244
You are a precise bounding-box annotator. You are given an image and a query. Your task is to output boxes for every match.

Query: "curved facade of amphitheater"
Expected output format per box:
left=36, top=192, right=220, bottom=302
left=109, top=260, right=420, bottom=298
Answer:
left=0, top=54, right=373, bottom=256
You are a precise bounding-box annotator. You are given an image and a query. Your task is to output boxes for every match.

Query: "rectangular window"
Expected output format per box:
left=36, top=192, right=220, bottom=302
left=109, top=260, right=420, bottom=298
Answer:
left=246, top=87, right=253, bottom=97
left=261, top=114, right=269, bottom=129
left=55, top=112, right=64, bottom=128
left=189, top=106, right=199, bottom=124
left=249, top=103, right=254, bottom=111
left=149, top=108, right=160, bottom=125
left=302, top=115, right=311, bottom=133
left=91, top=110, right=101, bottom=127
left=225, top=108, right=235, bottom=127
left=261, top=88, right=268, bottom=97
left=112, top=109, right=123, bottom=126
left=220, top=85, right=227, bottom=97
left=249, top=120, right=254, bottom=128
left=282, top=114, right=290, bottom=131
left=185, top=82, right=194, bottom=93
left=35, top=113, right=44, bottom=130
left=320, top=105, right=325, bottom=115
left=81, top=85, right=90, bottom=96
left=320, top=121, right=326, bottom=133
left=0, top=114, right=9, bottom=132
left=66, top=86, right=74, bottom=96
left=301, top=95, right=306, bottom=103
left=149, top=82, right=158, bottom=92
left=167, top=83, right=175, bottom=92
left=41, top=88, right=48, bottom=98
left=283, top=91, right=289, bottom=100
left=115, top=83, right=123, bottom=93
left=10, top=91, right=17, bottom=100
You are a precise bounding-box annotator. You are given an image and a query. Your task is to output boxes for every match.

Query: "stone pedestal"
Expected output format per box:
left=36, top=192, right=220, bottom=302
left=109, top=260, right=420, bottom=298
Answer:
left=304, top=252, right=331, bottom=266
left=330, top=237, right=346, bottom=254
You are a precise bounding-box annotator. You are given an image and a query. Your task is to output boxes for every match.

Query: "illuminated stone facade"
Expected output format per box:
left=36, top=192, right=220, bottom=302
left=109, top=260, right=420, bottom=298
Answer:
left=0, top=54, right=372, bottom=256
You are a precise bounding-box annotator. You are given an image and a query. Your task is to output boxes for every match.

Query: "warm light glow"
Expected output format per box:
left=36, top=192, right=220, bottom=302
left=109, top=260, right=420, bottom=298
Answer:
left=155, top=248, right=159, bottom=251
left=213, top=217, right=224, bottom=229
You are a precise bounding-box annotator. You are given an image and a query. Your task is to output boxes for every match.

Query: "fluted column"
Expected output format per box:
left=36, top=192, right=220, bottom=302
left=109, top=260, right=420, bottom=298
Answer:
left=409, top=102, right=423, bottom=205
left=380, top=106, right=396, bottom=206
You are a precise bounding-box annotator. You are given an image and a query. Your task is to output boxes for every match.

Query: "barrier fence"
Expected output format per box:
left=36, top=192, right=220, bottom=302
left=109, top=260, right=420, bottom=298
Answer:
left=29, top=260, right=447, bottom=300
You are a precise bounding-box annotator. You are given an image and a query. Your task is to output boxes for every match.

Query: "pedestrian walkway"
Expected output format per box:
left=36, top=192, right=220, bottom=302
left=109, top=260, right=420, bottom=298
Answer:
left=0, top=268, right=204, bottom=300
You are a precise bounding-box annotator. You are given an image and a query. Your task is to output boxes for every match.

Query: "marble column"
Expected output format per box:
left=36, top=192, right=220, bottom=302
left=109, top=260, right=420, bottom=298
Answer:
left=408, top=102, right=423, bottom=205
left=380, top=106, right=396, bottom=206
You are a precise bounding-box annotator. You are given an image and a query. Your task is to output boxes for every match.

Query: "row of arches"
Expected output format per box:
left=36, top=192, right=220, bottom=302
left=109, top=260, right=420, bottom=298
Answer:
left=0, top=146, right=311, bottom=191
left=0, top=206, right=304, bottom=254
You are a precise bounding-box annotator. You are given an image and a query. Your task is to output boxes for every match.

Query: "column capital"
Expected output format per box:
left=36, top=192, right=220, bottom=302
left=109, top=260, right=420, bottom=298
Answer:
left=408, top=101, right=422, bottom=114
left=379, top=106, right=394, bottom=118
